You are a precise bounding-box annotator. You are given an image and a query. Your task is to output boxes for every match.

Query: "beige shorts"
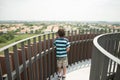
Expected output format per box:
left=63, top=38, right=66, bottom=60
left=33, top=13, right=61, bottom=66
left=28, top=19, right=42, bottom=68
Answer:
left=57, top=57, right=68, bottom=68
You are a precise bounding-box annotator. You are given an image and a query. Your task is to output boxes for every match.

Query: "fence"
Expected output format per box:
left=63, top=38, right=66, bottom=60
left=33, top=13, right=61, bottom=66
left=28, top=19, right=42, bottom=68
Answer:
left=0, top=29, right=119, bottom=80
left=90, top=32, right=120, bottom=80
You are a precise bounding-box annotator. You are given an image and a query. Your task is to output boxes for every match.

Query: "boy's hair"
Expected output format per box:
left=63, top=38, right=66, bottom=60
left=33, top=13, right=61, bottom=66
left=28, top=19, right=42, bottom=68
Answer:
left=57, top=29, right=65, bottom=37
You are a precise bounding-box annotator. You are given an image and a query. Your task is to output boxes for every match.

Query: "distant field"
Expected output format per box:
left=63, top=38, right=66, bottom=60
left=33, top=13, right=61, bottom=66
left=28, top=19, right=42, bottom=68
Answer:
left=0, top=34, right=38, bottom=48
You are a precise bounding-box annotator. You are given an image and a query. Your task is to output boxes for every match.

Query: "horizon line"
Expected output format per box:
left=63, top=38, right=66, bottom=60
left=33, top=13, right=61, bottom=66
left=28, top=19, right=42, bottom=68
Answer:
left=0, top=20, right=120, bottom=22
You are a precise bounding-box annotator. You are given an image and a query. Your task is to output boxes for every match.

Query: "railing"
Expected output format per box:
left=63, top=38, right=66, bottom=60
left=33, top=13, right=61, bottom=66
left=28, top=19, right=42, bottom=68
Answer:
left=90, top=32, right=120, bottom=80
left=0, top=29, right=119, bottom=80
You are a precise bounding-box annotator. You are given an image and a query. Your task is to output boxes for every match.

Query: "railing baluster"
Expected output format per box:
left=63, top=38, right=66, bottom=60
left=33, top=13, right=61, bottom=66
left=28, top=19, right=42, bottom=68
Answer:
left=77, top=30, right=80, bottom=61
left=38, top=36, right=43, bottom=80
left=87, top=32, right=91, bottom=59
left=99, top=38, right=109, bottom=80
left=43, top=35, right=47, bottom=79
left=33, top=37, right=39, bottom=80
left=51, top=33, right=55, bottom=74
left=112, top=40, right=119, bottom=73
left=52, top=33, right=55, bottom=75
left=114, top=65, right=120, bottom=80
left=47, top=33, right=51, bottom=79
left=87, top=34, right=91, bottom=59
left=100, top=55, right=109, bottom=80
left=21, top=42, right=28, bottom=80
left=89, top=46, right=98, bottom=80
left=0, top=62, right=3, bottom=80
left=82, top=34, right=85, bottom=60
left=71, top=30, right=74, bottom=64
left=84, top=33, right=88, bottom=59
left=67, top=31, right=72, bottom=65
left=108, top=38, right=114, bottom=76
left=27, top=39, right=34, bottom=80
left=95, top=50, right=102, bottom=80
left=81, top=35, right=84, bottom=60
left=4, top=49, right=12, bottom=80
left=13, top=45, right=21, bottom=80
left=74, top=30, right=77, bottom=63
left=70, top=31, right=72, bottom=64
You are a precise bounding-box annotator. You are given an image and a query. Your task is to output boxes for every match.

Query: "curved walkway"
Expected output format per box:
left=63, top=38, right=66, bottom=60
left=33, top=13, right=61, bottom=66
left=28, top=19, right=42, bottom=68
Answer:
left=51, top=59, right=91, bottom=80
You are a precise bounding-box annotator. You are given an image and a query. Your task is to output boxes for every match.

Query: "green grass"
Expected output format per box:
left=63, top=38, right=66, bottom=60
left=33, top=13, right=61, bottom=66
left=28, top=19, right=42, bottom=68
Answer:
left=0, top=33, right=56, bottom=55
left=0, top=34, right=37, bottom=48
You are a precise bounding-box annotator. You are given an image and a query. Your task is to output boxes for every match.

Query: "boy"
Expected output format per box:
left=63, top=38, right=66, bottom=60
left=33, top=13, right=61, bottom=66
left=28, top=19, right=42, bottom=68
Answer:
left=54, top=29, right=70, bottom=80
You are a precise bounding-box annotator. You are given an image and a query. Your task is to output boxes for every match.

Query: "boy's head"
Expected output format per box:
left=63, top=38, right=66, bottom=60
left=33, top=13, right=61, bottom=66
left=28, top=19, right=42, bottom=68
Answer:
left=57, top=29, right=65, bottom=37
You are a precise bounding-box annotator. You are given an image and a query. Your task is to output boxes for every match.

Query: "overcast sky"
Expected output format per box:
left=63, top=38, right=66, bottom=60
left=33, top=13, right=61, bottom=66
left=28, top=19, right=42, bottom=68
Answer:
left=0, top=0, right=120, bottom=21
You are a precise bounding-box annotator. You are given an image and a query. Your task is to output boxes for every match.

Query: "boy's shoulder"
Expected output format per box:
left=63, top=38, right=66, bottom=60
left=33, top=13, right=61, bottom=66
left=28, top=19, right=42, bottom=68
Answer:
left=55, top=37, right=68, bottom=41
left=63, top=37, right=69, bottom=41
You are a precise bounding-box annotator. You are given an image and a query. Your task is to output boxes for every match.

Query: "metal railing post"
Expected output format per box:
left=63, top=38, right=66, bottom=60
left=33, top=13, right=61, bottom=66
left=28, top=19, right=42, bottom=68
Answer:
left=33, top=37, right=39, bottom=80
left=43, top=35, right=47, bottom=79
left=47, top=33, right=51, bottom=79
left=38, top=36, right=43, bottom=80
left=0, top=62, right=3, bottom=80
left=27, top=39, right=34, bottom=80
left=13, top=45, right=21, bottom=80
left=21, top=42, right=28, bottom=80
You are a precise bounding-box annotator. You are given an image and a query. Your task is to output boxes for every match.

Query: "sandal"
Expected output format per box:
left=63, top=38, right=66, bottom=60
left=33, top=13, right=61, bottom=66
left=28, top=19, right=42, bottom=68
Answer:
left=58, top=76, right=62, bottom=80
left=62, top=76, right=66, bottom=80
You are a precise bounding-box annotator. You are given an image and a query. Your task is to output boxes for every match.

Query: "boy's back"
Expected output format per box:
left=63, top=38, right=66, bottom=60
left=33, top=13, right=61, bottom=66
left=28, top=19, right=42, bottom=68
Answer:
left=54, top=37, right=70, bottom=57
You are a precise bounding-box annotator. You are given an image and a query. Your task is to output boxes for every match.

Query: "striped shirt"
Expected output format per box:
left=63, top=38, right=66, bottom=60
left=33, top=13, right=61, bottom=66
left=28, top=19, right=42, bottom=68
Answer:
left=54, top=37, right=70, bottom=57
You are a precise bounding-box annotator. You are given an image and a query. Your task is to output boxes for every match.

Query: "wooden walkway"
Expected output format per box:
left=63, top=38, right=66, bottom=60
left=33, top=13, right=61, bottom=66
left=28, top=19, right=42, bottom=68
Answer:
left=51, top=59, right=91, bottom=80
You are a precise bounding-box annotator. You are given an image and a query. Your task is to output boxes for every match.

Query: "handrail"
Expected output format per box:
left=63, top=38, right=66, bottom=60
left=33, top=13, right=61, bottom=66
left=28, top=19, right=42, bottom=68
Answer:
left=93, top=32, right=120, bottom=64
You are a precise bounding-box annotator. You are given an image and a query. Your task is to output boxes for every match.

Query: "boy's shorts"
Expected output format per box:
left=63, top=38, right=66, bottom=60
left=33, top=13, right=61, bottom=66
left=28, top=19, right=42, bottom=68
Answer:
left=57, top=57, right=68, bottom=68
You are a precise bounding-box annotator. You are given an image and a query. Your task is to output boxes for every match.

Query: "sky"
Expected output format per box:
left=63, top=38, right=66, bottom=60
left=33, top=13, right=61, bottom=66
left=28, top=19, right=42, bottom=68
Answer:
left=0, top=0, right=120, bottom=21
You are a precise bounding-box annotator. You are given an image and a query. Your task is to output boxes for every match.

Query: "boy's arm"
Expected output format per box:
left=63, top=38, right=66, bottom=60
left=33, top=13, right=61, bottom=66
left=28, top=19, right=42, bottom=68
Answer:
left=66, top=47, right=70, bottom=52
left=66, top=41, right=70, bottom=52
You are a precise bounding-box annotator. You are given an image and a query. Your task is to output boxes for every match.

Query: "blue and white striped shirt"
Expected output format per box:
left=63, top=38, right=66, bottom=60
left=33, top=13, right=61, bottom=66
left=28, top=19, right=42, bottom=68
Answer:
left=54, top=37, right=70, bottom=57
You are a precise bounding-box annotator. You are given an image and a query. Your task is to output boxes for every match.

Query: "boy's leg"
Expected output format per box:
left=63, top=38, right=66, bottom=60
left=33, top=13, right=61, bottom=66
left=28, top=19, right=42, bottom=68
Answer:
left=57, top=58, right=62, bottom=79
left=62, top=57, right=68, bottom=79
left=57, top=67, right=62, bottom=76
left=62, top=64, right=67, bottom=80
left=63, top=66, right=67, bottom=76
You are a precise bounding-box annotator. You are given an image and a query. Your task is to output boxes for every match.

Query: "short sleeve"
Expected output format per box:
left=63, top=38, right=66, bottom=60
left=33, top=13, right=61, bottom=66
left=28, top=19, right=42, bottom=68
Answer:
left=53, top=40, right=56, bottom=46
left=66, top=41, right=70, bottom=48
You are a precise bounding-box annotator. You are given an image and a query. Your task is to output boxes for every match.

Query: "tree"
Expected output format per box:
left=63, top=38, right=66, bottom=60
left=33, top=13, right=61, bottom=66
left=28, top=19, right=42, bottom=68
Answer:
left=30, top=30, right=33, bottom=34
left=15, top=29, right=20, bottom=33
left=0, top=37, right=7, bottom=43
left=0, top=31, right=15, bottom=43
left=35, top=30, right=38, bottom=34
